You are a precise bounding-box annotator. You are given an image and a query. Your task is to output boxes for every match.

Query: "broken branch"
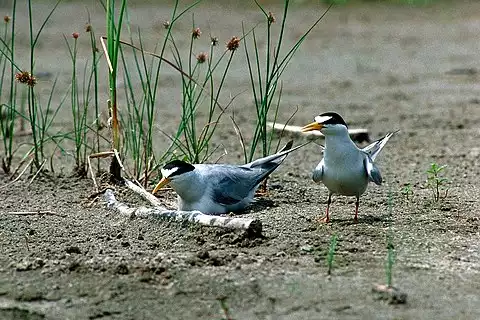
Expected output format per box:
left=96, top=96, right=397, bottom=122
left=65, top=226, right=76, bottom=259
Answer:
left=103, top=188, right=262, bottom=236
left=267, top=122, right=370, bottom=142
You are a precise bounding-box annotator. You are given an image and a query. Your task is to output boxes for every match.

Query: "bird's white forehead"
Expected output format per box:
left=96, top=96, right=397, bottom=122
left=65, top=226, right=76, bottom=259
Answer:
left=161, top=167, right=178, bottom=178
left=315, top=115, right=332, bottom=124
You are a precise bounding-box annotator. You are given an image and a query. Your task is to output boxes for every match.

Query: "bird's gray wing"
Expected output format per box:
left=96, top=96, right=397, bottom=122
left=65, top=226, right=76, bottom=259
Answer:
left=363, top=156, right=382, bottom=185
left=362, top=130, right=398, bottom=161
left=312, top=159, right=324, bottom=183
left=206, top=140, right=311, bottom=205
left=204, top=165, right=261, bottom=205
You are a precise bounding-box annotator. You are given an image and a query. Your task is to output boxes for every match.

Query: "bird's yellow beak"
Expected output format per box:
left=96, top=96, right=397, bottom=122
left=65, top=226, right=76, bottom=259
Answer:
left=301, top=122, right=323, bottom=132
left=152, top=177, right=170, bottom=194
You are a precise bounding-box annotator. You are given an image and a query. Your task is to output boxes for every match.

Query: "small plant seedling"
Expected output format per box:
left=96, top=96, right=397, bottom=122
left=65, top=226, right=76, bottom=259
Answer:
left=385, top=190, right=395, bottom=288
left=400, top=183, right=413, bottom=201
left=425, top=162, right=449, bottom=202
left=372, top=190, right=407, bottom=304
left=385, top=241, right=395, bottom=288
left=326, top=234, right=338, bottom=275
left=217, top=296, right=234, bottom=320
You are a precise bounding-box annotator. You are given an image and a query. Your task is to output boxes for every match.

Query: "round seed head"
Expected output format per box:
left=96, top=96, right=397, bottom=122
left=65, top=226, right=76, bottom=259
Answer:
left=226, top=36, right=240, bottom=51
left=267, top=12, right=276, bottom=24
left=196, top=52, right=208, bottom=64
left=192, top=27, right=201, bottom=39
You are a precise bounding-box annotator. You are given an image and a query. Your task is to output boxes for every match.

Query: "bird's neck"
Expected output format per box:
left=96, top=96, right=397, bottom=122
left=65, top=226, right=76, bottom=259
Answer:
left=171, top=170, right=204, bottom=202
left=324, top=131, right=359, bottom=159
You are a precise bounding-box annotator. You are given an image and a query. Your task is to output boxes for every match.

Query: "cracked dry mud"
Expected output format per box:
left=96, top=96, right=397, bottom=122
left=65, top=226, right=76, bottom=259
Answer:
left=1, top=1, right=480, bottom=319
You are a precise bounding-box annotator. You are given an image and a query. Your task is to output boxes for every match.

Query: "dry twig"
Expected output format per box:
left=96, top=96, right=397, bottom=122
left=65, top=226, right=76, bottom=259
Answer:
left=28, top=159, right=46, bottom=186
left=0, top=158, right=34, bottom=189
left=6, top=210, right=66, bottom=218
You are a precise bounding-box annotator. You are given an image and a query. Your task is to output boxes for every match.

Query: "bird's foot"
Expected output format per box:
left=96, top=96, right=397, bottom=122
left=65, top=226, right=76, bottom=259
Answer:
left=353, top=217, right=358, bottom=224
left=316, top=215, right=330, bottom=223
left=255, top=190, right=269, bottom=197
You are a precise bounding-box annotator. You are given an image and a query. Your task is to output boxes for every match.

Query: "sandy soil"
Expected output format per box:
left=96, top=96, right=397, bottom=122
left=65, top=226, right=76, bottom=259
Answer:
left=1, top=1, right=480, bottom=319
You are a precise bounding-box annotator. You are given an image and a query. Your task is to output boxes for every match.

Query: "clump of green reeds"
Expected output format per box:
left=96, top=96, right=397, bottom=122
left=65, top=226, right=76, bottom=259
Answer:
left=113, top=0, right=223, bottom=187
left=0, top=0, right=68, bottom=177
left=166, top=24, right=240, bottom=164
left=241, top=1, right=332, bottom=165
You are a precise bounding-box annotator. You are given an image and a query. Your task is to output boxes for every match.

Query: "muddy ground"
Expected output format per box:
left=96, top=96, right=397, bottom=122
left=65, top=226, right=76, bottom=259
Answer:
left=1, top=1, right=480, bottom=319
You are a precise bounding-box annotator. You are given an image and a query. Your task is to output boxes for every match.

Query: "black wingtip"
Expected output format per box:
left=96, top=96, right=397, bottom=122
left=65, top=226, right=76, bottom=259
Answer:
left=276, top=140, right=294, bottom=153
left=284, top=140, right=294, bottom=150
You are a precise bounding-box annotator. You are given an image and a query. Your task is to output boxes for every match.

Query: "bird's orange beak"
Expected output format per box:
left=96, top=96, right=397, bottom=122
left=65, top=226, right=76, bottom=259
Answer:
left=152, top=177, right=170, bottom=194
left=301, top=122, right=323, bottom=132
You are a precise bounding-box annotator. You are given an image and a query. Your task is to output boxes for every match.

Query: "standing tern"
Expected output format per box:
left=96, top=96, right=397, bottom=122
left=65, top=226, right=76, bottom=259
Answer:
left=301, top=112, right=397, bottom=223
left=152, top=140, right=307, bottom=214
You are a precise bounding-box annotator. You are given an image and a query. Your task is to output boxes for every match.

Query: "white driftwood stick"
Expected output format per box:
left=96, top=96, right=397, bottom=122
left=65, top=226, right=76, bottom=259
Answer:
left=124, top=179, right=164, bottom=208
left=103, top=189, right=262, bottom=235
left=267, top=122, right=370, bottom=141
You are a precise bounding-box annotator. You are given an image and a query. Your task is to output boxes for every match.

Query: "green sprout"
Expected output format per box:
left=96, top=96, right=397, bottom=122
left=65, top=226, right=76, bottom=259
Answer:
left=326, top=234, right=338, bottom=275
left=425, top=162, right=448, bottom=202
left=217, top=296, right=233, bottom=320
left=385, top=191, right=395, bottom=288
left=400, top=183, right=413, bottom=201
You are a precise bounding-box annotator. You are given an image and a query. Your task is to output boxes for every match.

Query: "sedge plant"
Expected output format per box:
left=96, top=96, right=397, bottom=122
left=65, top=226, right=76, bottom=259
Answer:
left=64, top=32, right=90, bottom=175
left=118, top=0, right=202, bottom=185
left=25, top=0, right=62, bottom=170
left=0, top=13, right=16, bottom=173
left=167, top=21, right=240, bottom=164
left=0, top=0, right=63, bottom=173
left=240, top=1, right=332, bottom=191
left=119, top=18, right=158, bottom=183
left=85, top=18, right=102, bottom=172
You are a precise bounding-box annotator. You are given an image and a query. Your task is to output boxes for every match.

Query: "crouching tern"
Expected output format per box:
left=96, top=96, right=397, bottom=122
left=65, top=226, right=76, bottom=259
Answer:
left=152, top=140, right=306, bottom=214
left=301, top=112, right=397, bottom=223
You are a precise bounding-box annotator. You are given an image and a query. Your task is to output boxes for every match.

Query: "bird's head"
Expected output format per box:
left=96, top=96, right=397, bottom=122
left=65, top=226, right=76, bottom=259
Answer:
left=301, top=112, right=348, bottom=136
left=152, top=160, right=196, bottom=194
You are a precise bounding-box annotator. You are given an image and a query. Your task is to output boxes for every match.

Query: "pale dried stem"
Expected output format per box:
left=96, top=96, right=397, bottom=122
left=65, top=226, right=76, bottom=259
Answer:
left=103, top=184, right=262, bottom=235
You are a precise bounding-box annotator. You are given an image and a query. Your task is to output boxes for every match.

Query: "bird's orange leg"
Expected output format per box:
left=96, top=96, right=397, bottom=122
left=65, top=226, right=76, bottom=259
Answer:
left=255, top=179, right=269, bottom=197
left=317, top=193, right=332, bottom=223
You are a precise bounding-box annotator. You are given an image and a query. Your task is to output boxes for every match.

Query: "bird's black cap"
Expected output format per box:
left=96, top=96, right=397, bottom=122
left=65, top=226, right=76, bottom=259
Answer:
left=162, top=160, right=195, bottom=177
left=316, top=112, right=348, bottom=128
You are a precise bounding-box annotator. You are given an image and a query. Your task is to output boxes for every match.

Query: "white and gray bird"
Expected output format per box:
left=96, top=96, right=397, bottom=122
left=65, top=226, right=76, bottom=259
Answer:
left=152, top=140, right=306, bottom=214
left=301, top=112, right=396, bottom=223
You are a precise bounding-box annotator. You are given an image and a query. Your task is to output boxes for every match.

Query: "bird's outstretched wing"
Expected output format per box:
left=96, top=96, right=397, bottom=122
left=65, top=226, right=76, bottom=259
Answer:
left=245, top=140, right=310, bottom=169
left=364, top=156, right=382, bottom=185
left=362, top=130, right=398, bottom=161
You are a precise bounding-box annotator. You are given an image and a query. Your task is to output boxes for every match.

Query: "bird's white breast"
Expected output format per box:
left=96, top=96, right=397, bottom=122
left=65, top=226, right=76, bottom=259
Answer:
left=322, top=138, right=369, bottom=196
